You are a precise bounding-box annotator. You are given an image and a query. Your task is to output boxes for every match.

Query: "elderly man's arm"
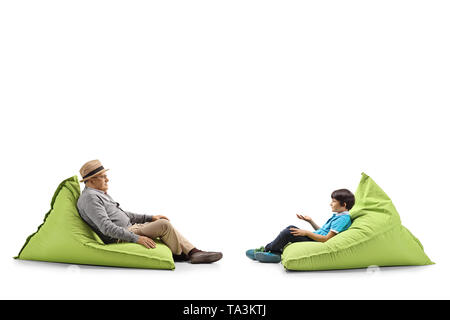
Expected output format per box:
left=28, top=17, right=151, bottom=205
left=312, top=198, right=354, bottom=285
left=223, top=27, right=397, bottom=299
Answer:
left=84, top=195, right=139, bottom=243
left=126, top=211, right=170, bottom=224
left=125, top=211, right=154, bottom=224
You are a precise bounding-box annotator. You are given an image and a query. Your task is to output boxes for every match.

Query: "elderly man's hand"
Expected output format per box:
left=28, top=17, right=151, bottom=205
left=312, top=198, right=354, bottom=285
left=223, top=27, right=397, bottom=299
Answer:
left=137, top=236, right=156, bottom=249
left=152, top=215, right=169, bottom=221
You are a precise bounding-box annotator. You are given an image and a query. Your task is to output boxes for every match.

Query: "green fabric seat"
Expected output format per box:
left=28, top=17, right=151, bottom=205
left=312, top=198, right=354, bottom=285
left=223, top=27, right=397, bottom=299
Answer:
left=15, top=176, right=175, bottom=270
left=282, top=173, right=434, bottom=271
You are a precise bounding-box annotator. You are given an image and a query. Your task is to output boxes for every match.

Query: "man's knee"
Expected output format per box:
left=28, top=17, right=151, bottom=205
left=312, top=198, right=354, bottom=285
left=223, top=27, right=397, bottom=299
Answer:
left=153, top=218, right=172, bottom=231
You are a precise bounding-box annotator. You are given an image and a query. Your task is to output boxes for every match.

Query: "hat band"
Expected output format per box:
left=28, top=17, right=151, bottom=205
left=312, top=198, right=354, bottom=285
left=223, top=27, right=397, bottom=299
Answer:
left=82, top=166, right=105, bottom=179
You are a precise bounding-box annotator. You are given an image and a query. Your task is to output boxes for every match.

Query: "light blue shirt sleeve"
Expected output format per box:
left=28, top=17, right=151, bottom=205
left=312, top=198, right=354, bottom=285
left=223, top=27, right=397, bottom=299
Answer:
left=330, top=215, right=351, bottom=234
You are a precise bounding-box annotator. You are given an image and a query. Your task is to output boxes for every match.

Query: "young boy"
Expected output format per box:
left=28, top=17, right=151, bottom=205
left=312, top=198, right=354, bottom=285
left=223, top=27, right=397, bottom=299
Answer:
left=246, top=189, right=355, bottom=263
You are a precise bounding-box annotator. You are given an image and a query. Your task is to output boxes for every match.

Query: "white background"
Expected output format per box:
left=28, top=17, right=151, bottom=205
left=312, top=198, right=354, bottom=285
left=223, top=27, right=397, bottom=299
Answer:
left=1, top=1, right=449, bottom=299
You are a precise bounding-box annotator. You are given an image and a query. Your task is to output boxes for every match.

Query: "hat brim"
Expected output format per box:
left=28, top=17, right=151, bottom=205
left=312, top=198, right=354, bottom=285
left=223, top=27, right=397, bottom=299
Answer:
left=79, top=168, right=109, bottom=183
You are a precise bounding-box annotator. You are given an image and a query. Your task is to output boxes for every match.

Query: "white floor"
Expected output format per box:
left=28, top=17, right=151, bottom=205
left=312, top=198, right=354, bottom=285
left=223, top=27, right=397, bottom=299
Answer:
left=2, top=248, right=447, bottom=300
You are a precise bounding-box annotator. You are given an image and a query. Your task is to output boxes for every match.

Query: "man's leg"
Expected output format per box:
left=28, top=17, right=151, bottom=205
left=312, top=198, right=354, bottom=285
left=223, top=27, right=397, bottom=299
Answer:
left=132, top=220, right=222, bottom=263
left=264, top=225, right=314, bottom=254
left=173, top=228, right=196, bottom=256
left=133, top=219, right=194, bottom=255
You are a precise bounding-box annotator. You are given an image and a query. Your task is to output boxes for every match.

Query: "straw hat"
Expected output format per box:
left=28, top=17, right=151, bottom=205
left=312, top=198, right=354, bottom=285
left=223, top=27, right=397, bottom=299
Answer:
left=79, top=159, right=109, bottom=182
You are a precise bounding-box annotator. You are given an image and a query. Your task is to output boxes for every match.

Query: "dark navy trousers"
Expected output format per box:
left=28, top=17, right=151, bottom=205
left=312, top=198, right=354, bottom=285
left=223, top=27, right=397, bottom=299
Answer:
left=264, top=225, right=315, bottom=254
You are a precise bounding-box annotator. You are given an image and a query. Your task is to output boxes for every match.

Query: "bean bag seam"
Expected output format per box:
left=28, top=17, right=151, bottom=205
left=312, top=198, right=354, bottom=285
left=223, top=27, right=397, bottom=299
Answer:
left=82, top=241, right=175, bottom=266
left=282, top=224, right=399, bottom=264
left=15, top=176, right=176, bottom=270
left=15, top=177, right=77, bottom=258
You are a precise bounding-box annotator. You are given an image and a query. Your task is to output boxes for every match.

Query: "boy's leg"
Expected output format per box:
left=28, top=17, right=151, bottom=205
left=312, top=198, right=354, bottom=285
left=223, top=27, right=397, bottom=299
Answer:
left=264, top=225, right=314, bottom=254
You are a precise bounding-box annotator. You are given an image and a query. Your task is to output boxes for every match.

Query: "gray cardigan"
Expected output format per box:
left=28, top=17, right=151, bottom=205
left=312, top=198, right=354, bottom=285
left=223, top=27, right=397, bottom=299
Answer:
left=77, top=187, right=153, bottom=244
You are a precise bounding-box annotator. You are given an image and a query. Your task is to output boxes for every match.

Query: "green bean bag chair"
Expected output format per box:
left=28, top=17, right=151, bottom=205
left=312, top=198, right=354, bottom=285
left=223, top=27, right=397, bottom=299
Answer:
left=282, top=173, right=434, bottom=271
left=15, top=176, right=175, bottom=270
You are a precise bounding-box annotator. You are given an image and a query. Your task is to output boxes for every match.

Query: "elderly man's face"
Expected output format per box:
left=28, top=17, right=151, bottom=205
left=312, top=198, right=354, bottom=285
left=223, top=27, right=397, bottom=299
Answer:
left=88, top=174, right=109, bottom=193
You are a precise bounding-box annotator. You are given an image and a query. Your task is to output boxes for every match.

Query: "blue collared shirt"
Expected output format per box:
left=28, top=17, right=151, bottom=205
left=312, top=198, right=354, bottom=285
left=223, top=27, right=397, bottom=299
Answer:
left=313, top=211, right=352, bottom=236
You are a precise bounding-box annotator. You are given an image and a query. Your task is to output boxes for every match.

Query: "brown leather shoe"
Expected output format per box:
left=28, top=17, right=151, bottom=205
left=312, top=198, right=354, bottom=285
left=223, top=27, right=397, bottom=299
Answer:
left=172, top=252, right=190, bottom=262
left=189, top=251, right=223, bottom=264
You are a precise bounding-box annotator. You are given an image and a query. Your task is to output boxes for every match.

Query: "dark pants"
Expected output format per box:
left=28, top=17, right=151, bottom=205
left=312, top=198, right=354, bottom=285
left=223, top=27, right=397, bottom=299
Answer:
left=264, top=225, right=315, bottom=254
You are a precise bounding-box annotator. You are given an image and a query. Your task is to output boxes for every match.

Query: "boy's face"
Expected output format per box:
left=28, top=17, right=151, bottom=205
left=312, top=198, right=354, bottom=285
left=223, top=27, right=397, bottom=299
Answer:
left=330, top=198, right=347, bottom=213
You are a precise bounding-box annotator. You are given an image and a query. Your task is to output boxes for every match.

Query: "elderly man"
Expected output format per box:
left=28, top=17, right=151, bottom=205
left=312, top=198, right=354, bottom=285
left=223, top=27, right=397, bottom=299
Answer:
left=76, top=160, right=222, bottom=264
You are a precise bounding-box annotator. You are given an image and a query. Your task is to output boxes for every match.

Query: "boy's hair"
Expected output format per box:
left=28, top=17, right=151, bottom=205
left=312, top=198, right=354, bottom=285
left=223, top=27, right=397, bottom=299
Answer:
left=331, top=189, right=355, bottom=210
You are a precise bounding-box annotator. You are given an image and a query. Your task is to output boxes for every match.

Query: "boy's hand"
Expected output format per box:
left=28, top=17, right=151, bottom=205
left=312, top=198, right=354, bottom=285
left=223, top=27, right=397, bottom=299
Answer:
left=297, top=214, right=312, bottom=222
left=289, top=227, right=307, bottom=236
